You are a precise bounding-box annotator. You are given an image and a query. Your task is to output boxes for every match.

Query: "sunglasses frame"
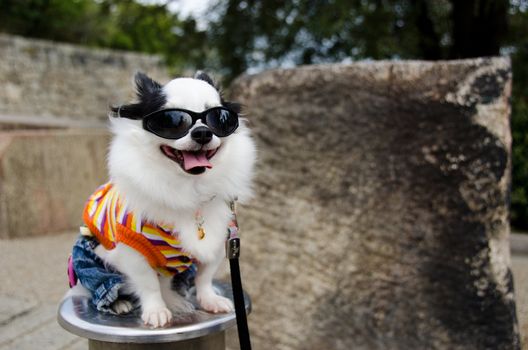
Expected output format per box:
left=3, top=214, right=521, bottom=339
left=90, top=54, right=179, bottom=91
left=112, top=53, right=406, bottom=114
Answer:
left=140, top=106, right=239, bottom=140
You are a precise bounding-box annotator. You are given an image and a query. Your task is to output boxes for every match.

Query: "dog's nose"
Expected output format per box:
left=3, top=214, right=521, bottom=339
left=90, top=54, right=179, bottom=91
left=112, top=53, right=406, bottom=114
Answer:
left=191, top=126, right=213, bottom=144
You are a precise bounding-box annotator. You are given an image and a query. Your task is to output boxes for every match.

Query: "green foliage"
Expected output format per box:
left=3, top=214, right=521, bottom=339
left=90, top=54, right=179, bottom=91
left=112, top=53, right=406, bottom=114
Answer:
left=508, top=4, right=528, bottom=229
left=0, top=0, right=102, bottom=44
left=512, top=96, right=528, bottom=228
left=207, top=0, right=515, bottom=81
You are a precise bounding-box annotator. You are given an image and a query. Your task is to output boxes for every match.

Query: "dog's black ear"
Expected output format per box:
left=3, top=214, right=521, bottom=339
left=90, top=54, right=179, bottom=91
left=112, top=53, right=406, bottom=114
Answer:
left=194, top=71, right=218, bottom=90
left=135, top=72, right=163, bottom=100
left=110, top=72, right=166, bottom=119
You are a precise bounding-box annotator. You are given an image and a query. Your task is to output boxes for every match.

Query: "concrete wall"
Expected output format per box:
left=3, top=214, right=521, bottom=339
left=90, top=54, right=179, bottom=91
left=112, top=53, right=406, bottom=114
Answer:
left=0, top=129, right=110, bottom=238
left=0, top=34, right=168, bottom=123
left=0, top=34, right=169, bottom=237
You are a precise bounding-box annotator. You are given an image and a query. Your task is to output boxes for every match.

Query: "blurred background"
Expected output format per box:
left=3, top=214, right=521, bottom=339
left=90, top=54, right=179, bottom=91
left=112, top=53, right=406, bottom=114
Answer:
left=0, top=1, right=526, bottom=349
left=1, top=0, right=526, bottom=229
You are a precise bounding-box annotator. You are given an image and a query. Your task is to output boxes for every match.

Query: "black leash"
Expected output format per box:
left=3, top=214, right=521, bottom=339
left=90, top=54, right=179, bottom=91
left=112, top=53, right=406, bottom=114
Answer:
left=227, top=201, right=252, bottom=350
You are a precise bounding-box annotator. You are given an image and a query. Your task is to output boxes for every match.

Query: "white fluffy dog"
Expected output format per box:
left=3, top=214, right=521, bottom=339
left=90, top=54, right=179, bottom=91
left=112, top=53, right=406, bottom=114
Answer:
left=73, top=71, right=255, bottom=328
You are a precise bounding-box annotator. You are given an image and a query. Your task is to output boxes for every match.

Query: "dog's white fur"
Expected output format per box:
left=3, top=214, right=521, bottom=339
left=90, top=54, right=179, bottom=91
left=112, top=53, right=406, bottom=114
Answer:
left=81, top=76, right=255, bottom=327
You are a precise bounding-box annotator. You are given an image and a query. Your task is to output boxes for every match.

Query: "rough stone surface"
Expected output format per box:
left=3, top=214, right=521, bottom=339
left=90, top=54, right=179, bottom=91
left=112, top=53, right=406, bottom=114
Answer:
left=0, top=129, right=110, bottom=238
left=0, top=34, right=168, bottom=123
left=230, top=57, right=519, bottom=350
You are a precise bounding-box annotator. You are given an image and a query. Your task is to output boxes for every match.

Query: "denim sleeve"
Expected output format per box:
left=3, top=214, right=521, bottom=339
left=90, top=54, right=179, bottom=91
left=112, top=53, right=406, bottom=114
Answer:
left=71, top=235, right=138, bottom=314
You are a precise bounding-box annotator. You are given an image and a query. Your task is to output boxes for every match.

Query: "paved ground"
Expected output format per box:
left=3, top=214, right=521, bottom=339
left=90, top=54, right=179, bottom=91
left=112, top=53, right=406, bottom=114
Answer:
left=514, top=254, right=528, bottom=349
left=0, top=232, right=85, bottom=350
left=0, top=231, right=527, bottom=350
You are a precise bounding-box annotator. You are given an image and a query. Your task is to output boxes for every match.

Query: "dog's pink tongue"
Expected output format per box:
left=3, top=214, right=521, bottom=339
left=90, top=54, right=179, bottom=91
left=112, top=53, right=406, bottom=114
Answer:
left=181, top=151, right=212, bottom=170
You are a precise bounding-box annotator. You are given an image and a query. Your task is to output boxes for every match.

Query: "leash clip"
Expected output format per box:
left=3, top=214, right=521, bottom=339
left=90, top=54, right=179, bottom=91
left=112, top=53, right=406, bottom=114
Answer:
left=226, top=234, right=240, bottom=259
left=226, top=199, right=241, bottom=259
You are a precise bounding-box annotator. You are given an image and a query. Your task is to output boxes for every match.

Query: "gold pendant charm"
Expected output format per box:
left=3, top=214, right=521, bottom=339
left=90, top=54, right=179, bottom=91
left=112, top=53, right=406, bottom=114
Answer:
left=198, top=226, right=206, bottom=240
left=195, top=209, right=206, bottom=240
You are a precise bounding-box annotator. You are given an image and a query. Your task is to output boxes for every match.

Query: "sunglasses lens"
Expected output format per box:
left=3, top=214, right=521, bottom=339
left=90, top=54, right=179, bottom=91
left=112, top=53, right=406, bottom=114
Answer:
left=145, top=110, right=192, bottom=139
left=206, top=108, right=239, bottom=137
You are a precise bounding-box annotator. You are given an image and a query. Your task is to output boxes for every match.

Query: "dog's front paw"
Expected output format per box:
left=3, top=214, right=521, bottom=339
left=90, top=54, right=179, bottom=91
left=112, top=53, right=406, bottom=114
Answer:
left=198, top=293, right=234, bottom=314
left=111, top=300, right=133, bottom=315
left=141, top=306, right=172, bottom=328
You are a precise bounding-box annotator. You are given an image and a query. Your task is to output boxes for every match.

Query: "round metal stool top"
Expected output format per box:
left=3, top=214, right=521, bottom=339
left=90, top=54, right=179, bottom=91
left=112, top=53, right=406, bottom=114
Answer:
left=57, top=281, right=251, bottom=343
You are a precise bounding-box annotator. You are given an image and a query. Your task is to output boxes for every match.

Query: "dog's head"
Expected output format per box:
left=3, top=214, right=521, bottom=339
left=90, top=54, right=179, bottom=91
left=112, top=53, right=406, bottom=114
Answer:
left=108, top=72, right=256, bottom=217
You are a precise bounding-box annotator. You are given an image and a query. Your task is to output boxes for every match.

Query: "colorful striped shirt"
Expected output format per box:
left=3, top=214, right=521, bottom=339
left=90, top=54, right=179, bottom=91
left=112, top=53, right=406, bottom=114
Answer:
left=83, top=183, right=195, bottom=276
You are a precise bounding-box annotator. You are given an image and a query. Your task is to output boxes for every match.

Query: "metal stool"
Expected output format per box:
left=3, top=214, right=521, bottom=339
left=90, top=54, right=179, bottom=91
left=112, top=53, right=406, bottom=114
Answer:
left=57, top=282, right=250, bottom=350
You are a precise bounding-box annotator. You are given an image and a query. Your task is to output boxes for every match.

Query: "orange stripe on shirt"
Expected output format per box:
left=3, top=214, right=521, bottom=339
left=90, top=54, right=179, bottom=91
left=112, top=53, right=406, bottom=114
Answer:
left=82, top=182, right=194, bottom=275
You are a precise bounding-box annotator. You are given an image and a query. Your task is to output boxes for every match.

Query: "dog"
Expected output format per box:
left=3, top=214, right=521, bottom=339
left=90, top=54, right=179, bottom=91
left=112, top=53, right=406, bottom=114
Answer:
left=71, top=71, right=256, bottom=328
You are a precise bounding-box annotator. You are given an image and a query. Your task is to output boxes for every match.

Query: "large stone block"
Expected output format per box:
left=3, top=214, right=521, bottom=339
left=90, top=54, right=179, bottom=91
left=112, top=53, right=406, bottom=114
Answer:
left=230, top=58, right=518, bottom=349
left=0, top=129, right=110, bottom=238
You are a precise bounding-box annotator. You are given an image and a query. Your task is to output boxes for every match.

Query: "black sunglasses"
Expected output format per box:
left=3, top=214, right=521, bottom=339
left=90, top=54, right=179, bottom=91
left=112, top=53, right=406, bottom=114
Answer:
left=139, top=107, right=239, bottom=140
